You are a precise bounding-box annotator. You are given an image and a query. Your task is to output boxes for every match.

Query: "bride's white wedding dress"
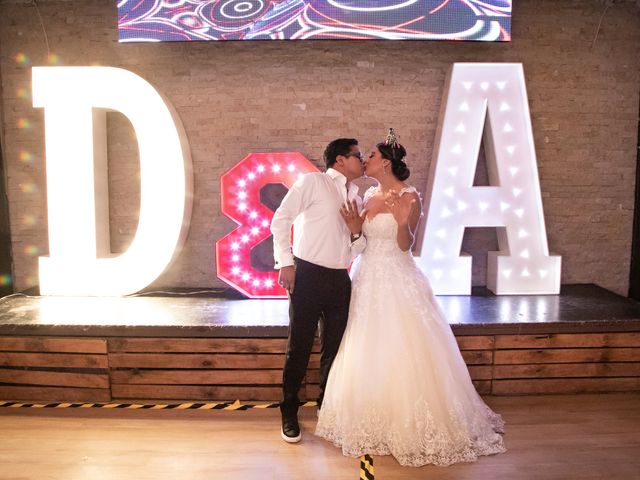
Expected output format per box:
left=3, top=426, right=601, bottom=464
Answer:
left=315, top=186, right=506, bottom=467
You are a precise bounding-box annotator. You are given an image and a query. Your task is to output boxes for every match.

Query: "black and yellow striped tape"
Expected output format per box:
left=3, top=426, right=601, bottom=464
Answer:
left=359, top=454, right=374, bottom=480
left=0, top=400, right=318, bottom=410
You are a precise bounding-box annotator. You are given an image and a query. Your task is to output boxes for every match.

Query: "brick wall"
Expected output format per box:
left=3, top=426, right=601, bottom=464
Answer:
left=0, top=0, right=638, bottom=295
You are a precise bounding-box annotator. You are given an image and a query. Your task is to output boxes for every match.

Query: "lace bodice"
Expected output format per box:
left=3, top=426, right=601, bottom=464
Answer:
left=361, top=185, right=419, bottom=257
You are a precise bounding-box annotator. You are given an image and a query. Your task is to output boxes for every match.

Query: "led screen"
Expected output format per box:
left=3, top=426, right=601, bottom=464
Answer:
left=118, top=0, right=511, bottom=42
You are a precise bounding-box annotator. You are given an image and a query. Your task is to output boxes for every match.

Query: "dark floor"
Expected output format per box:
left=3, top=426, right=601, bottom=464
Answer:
left=0, top=284, right=639, bottom=337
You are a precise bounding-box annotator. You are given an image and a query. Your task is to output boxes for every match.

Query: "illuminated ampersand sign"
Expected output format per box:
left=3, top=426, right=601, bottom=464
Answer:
left=216, top=153, right=319, bottom=298
left=417, top=63, right=561, bottom=295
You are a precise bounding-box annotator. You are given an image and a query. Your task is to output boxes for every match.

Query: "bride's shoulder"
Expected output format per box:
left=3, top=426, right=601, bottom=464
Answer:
left=398, top=185, right=420, bottom=197
left=363, top=184, right=380, bottom=202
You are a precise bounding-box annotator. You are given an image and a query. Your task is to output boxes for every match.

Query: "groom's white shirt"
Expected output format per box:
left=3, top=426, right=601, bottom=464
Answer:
left=271, top=168, right=366, bottom=270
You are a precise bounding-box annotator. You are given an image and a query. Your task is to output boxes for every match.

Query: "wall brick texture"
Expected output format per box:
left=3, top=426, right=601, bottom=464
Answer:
left=0, top=0, right=638, bottom=295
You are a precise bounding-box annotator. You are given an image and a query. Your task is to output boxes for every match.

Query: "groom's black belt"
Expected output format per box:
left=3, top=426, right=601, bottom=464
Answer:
left=293, top=257, right=348, bottom=272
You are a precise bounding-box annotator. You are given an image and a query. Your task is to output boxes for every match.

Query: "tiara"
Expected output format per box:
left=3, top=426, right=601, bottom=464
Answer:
left=385, top=128, right=399, bottom=148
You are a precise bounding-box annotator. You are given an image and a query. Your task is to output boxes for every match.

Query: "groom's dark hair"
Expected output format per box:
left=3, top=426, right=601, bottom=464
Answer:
left=323, top=138, right=358, bottom=169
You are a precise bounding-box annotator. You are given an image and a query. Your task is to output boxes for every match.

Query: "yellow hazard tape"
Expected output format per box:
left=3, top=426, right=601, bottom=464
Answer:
left=359, top=454, right=374, bottom=480
left=0, top=400, right=317, bottom=410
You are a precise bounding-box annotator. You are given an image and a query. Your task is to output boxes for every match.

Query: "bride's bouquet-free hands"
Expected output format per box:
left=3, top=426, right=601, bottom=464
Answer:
left=385, top=190, right=417, bottom=227
left=340, top=200, right=367, bottom=236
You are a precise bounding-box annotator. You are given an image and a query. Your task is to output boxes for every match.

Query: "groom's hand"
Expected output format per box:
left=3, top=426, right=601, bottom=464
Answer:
left=278, top=265, right=296, bottom=293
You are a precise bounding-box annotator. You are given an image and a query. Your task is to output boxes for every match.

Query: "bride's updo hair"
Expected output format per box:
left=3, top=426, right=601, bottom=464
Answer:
left=377, top=141, right=410, bottom=181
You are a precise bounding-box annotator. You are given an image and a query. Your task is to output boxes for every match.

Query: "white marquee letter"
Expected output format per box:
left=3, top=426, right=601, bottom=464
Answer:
left=417, top=63, right=561, bottom=295
left=33, top=67, right=193, bottom=296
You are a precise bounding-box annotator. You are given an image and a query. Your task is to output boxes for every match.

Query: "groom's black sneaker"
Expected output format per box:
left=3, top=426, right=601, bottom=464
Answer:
left=281, top=411, right=301, bottom=443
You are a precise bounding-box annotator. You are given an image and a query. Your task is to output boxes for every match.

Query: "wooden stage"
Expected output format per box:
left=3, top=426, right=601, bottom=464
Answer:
left=0, top=284, right=639, bottom=403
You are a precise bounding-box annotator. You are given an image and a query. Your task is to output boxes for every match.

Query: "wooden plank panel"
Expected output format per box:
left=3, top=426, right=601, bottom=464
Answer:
left=0, top=352, right=108, bottom=369
left=494, top=348, right=640, bottom=365
left=493, top=363, right=640, bottom=379
left=111, top=370, right=281, bottom=385
left=456, top=336, right=495, bottom=350
left=112, top=384, right=281, bottom=401
left=495, top=333, right=640, bottom=349
left=492, top=377, right=640, bottom=395
left=472, top=380, right=491, bottom=394
left=0, top=337, right=107, bottom=354
left=108, top=353, right=318, bottom=369
left=461, top=350, right=493, bottom=365
left=0, top=369, right=109, bottom=388
left=108, top=353, right=285, bottom=369
left=108, top=338, right=287, bottom=354
left=0, top=386, right=110, bottom=402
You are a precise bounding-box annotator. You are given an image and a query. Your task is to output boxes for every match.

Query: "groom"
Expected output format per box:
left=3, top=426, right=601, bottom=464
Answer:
left=271, top=138, right=366, bottom=443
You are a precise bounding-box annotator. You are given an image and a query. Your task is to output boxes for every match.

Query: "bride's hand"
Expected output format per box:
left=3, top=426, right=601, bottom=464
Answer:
left=385, top=190, right=416, bottom=226
left=340, top=200, right=366, bottom=235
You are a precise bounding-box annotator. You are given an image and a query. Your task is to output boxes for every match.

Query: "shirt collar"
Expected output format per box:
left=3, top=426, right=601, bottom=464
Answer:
left=326, top=168, right=359, bottom=197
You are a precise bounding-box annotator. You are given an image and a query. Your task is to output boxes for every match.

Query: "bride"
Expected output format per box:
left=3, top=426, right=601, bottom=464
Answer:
left=315, top=129, right=506, bottom=467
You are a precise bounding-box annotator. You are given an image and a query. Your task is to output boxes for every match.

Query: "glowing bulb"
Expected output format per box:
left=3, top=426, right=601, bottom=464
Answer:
left=247, top=172, right=256, bottom=180
left=502, top=269, right=512, bottom=278
left=251, top=227, right=259, bottom=235
left=462, top=81, right=473, bottom=90
left=444, top=186, right=454, bottom=197
left=238, top=179, right=246, bottom=187
left=238, top=202, right=247, bottom=211
left=503, top=123, right=513, bottom=133
left=433, top=269, right=443, bottom=280
left=231, top=242, right=239, bottom=251
left=287, top=164, right=295, bottom=172
left=512, top=188, right=522, bottom=197
left=436, top=229, right=447, bottom=239
left=520, top=249, right=530, bottom=259
left=515, top=208, right=524, bottom=218
left=238, top=191, right=247, bottom=200
left=272, top=164, right=281, bottom=173
left=521, top=268, right=530, bottom=277
left=441, top=207, right=452, bottom=218
left=264, top=279, right=274, bottom=287
left=249, top=211, right=258, bottom=219
left=500, top=101, right=510, bottom=112
left=451, top=144, right=462, bottom=154
left=509, top=166, right=519, bottom=176
left=500, top=202, right=510, bottom=212
left=479, top=202, right=489, bottom=212
left=518, top=228, right=529, bottom=238
left=455, top=123, right=466, bottom=133
left=506, top=145, right=516, bottom=155
left=480, top=81, right=489, bottom=90
left=457, top=200, right=468, bottom=211
left=261, top=220, right=269, bottom=227
left=433, top=249, right=444, bottom=259
left=242, top=273, right=250, bottom=281
left=448, top=167, right=458, bottom=176
left=459, top=101, right=469, bottom=112
left=232, top=254, right=239, bottom=262
left=539, top=269, right=548, bottom=278
left=257, top=165, right=265, bottom=173
left=497, top=81, right=507, bottom=90
left=241, top=234, right=249, bottom=243
left=231, top=267, right=240, bottom=275
left=253, top=279, right=260, bottom=287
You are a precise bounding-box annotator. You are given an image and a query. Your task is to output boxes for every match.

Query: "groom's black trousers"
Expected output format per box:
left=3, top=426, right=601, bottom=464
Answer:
left=281, top=257, right=351, bottom=415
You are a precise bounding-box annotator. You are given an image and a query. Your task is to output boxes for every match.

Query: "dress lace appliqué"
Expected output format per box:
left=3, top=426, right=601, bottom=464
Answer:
left=315, top=188, right=506, bottom=467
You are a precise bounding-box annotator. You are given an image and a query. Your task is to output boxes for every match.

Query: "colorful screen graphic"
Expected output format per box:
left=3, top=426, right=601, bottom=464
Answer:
left=117, top=1, right=511, bottom=42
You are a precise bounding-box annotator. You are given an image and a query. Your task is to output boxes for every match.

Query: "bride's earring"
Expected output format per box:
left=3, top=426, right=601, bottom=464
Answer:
left=383, top=163, right=388, bottom=175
